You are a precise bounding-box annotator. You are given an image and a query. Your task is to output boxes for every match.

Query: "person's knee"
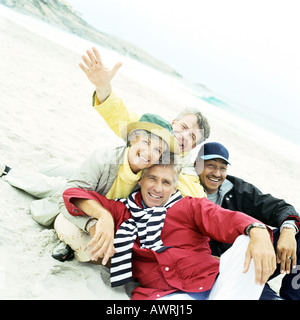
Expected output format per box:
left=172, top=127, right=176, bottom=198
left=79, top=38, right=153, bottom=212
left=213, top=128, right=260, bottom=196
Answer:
left=54, top=213, right=91, bottom=262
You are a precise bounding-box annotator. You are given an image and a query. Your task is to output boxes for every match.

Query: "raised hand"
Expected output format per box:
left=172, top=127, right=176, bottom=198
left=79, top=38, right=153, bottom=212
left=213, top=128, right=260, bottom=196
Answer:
left=79, top=47, right=122, bottom=103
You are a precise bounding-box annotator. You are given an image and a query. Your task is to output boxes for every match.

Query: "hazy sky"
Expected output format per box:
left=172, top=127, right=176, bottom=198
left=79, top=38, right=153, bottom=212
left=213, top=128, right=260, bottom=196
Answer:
left=67, top=0, right=300, bottom=130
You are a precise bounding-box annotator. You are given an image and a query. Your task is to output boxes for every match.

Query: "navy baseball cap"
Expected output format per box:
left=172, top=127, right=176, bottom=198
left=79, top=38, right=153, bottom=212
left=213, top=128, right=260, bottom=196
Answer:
left=198, top=142, right=230, bottom=165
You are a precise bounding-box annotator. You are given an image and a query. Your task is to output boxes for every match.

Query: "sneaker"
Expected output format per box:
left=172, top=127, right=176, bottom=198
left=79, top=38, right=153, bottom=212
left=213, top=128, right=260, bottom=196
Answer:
left=0, top=164, right=11, bottom=177
left=52, top=242, right=74, bottom=262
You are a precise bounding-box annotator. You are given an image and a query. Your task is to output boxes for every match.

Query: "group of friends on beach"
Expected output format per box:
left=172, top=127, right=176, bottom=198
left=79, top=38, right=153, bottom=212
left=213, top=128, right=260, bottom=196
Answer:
left=1, top=47, right=299, bottom=300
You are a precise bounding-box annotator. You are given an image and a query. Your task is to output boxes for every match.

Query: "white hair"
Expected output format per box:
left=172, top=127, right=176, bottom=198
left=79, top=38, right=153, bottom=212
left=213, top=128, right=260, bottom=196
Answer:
left=127, top=129, right=167, bottom=150
left=141, top=161, right=182, bottom=187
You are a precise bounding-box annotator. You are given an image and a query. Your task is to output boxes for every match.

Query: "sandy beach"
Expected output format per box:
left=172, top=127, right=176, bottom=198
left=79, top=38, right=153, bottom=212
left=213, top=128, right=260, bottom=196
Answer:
left=0, top=5, right=299, bottom=299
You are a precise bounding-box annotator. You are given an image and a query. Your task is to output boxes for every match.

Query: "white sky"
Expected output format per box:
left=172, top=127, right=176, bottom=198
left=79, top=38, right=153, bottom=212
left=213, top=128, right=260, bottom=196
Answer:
left=67, top=0, right=300, bottom=132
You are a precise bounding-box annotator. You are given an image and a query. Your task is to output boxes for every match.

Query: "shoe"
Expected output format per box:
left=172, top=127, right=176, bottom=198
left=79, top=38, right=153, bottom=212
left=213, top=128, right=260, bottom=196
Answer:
left=0, top=164, right=11, bottom=177
left=52, top=242, right=74, bottom=262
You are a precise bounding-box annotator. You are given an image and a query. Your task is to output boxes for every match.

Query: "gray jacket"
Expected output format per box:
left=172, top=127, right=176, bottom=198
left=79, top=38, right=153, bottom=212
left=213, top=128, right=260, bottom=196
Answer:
left=58, top=143, right=127, bottom=230
left=14, top=142, right=128, bottom=229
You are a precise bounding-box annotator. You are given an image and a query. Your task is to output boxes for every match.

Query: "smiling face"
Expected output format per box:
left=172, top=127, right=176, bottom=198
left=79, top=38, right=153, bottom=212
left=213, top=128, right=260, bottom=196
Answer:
left=128, top=132, right=167, bottom=173
left=138, top=165, right=177, bottom=207
left=171, top=114, right=202, bottom=153
left=198, top=159, right=228, bottom=194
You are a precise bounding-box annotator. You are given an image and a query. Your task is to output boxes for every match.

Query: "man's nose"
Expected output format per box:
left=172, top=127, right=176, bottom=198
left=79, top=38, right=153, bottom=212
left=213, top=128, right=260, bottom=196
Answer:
left=176, top=131, right=188, bottom=144
left=212, top=168, right=221, bottom=177
left=154, top=181, right=163, bottom=193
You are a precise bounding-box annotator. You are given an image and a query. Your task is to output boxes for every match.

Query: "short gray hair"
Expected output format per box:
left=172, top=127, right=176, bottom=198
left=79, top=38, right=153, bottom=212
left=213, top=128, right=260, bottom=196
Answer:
left=140, top=161, right=182, bottom=187
left=127, top=129, right=169, bottom=152
left=127, top=129, right=165, bottom=147
left=128, top=129, right=177, bottom=165
left=175, top=107, right=210, bottom=144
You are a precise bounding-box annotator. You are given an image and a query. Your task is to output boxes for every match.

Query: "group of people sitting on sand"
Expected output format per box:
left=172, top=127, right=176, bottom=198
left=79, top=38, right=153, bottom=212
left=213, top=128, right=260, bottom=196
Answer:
left=1, top=47, right=299, bottom=300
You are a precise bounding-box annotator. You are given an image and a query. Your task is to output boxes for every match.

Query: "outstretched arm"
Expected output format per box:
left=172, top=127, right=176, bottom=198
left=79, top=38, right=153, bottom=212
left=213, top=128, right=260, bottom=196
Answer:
left=71, top=198, right=115, bottom=266
left=189, top=197, right=276, bottom=285
left=79, top=47, right=122, bottom=103
left=79, top=47, right=139, bottom=137
left=226, top=175, right=299, bottom=275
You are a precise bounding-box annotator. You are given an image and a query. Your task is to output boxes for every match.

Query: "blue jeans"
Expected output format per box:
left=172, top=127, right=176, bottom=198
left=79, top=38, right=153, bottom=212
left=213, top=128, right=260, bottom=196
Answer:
left=260, top=229, right=300, bottom=300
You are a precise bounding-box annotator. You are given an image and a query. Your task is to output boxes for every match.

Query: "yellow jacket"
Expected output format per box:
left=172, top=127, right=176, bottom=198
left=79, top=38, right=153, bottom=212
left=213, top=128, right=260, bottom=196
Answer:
left=93, top=91, right=206, bottom=198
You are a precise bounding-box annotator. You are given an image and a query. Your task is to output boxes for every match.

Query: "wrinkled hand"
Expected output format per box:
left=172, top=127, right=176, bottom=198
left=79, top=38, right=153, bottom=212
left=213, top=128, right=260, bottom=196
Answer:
left=88, top=212, right=116, bottom=266
left=276, top=228, right=297, bottom=274
left=79, top=47, right=122, bottom=103
left=243, top=228, right=276, bottom=285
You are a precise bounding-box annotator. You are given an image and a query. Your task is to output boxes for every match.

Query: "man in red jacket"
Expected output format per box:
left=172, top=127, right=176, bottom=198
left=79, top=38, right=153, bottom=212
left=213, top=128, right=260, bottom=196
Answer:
left=62, top=163, right=276, bottom=300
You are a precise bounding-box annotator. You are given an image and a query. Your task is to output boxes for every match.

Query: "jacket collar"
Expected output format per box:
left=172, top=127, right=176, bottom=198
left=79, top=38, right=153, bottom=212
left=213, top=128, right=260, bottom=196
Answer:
left=204, top=178, right=234, bottom=205
left=219, top=178, right=234, bottom=195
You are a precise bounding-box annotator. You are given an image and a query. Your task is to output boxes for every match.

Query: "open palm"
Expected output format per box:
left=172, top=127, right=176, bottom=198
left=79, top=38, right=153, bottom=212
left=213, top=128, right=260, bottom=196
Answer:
left=79, top=47, right=122, bottom=102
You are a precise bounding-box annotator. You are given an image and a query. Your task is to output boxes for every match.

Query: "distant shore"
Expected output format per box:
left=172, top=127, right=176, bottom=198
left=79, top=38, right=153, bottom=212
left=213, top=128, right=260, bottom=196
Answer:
left=0, top=6, right=298, bottom=299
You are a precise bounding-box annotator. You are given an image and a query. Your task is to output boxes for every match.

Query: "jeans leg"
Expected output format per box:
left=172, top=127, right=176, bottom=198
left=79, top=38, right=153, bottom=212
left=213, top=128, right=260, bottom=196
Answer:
left=279, top=233, right=300, bottom=300
left=269, top=228, right=300, bottom=300
left=259, top=283, right=284, bottom=300
left=54, top=213, right=91, bottom=262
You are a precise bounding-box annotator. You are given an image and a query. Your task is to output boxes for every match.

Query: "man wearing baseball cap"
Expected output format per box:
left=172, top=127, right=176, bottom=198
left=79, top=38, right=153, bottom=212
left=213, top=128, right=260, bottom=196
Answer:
left=195, top=142, right=300, bottom=300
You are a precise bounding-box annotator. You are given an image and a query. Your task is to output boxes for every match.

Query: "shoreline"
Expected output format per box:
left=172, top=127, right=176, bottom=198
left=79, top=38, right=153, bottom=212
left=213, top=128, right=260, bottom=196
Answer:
left=0, top=7, right=298, bottom=299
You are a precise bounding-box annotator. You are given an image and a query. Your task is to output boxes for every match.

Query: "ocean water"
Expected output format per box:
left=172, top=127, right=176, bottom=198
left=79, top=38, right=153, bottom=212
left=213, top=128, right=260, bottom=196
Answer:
left=201, top=94, right=300, bottom=148
left=2, top=4, right=299, bottom=161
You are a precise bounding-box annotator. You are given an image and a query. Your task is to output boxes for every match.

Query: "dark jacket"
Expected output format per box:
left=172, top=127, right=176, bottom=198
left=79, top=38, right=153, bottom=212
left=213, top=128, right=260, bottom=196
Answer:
left=209, top=175, right=300, bottom=256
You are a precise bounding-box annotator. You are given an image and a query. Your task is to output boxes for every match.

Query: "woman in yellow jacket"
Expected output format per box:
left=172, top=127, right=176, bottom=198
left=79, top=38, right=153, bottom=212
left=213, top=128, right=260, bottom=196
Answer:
left=80, top=47, right=211, bottom=199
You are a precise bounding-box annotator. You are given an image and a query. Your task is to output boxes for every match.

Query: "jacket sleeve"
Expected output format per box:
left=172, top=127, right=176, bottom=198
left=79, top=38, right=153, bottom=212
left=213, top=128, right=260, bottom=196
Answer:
left=188, top=197, right=271, bottom=244
left=62, top=188, right=129, bottom=232
left=91, top=90, right=206, bottom=200
left=228, top=176, right=300, bottom=229
left=57, top=146, right=113, bottom=231
left=177, top=172, right=206, bottom=198
left=92, top=90, right=140, bottom=137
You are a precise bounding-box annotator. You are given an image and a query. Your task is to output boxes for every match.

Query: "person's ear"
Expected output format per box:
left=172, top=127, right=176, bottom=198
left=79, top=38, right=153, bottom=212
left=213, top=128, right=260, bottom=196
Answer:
left=194, top=159, right=204, bottom=176
left=171, top=186, right=177, bottom=195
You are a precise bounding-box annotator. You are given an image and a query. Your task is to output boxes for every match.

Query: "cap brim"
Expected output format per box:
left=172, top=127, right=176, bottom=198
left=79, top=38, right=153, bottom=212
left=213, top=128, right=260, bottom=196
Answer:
left=201, top=154, right=230, bottom=165
left=123, top=121, right=180, bottom=154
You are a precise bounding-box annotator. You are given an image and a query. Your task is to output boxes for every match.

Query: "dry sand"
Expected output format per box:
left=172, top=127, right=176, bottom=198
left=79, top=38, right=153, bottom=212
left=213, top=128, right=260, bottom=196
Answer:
left=0, top=6, right=299, bottom=299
